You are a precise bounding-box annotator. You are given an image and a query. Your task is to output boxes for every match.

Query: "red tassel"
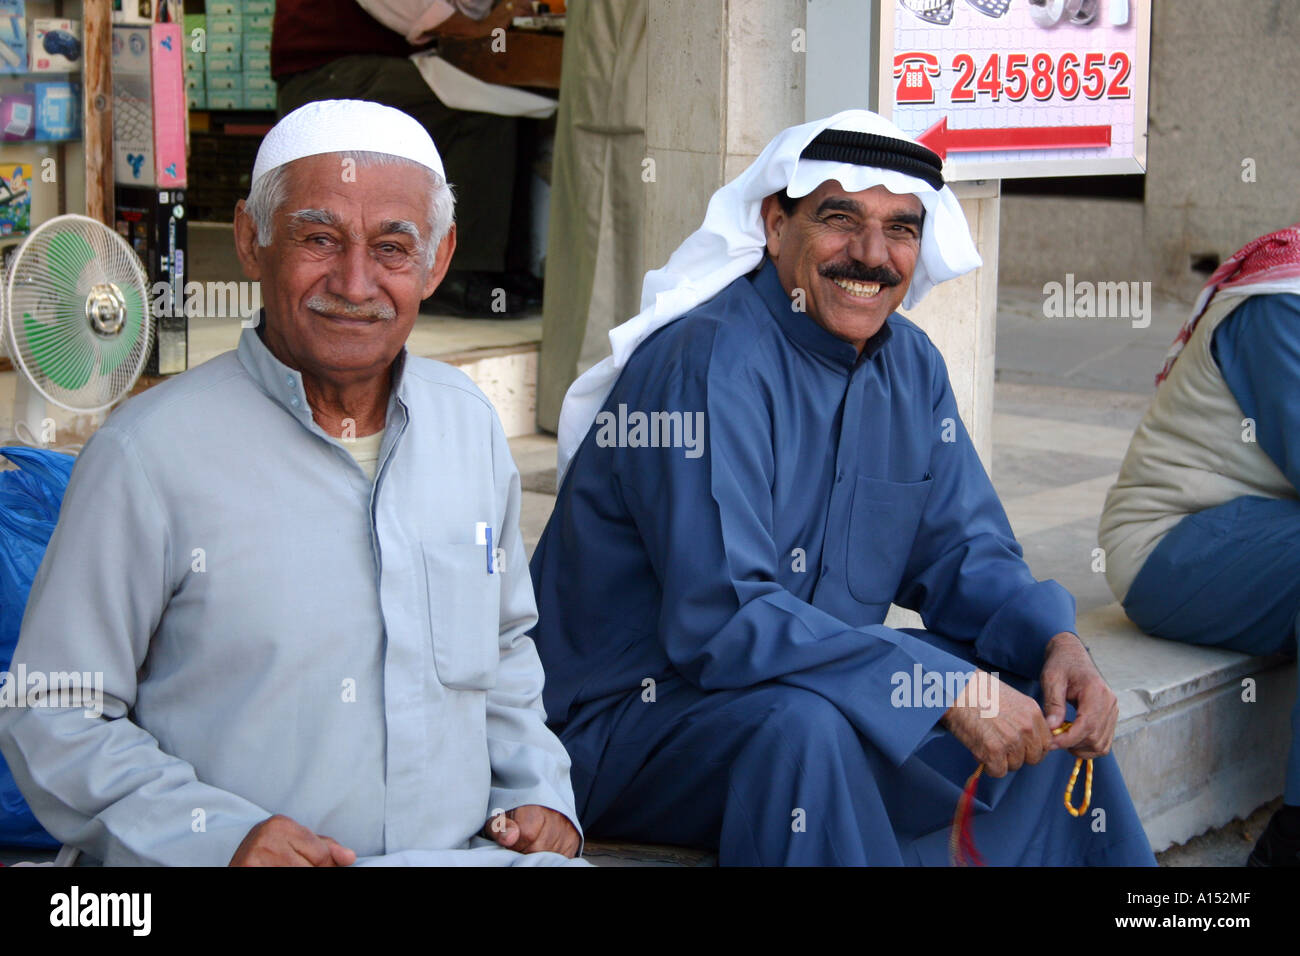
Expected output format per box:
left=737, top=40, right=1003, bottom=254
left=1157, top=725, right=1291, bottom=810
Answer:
left=949, top=766, right=985, bottom=867
left=949, top=722, right=1093, bottom=865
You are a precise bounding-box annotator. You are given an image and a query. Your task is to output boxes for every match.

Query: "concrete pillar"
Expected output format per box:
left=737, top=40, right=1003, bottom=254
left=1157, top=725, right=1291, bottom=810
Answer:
left=644, top=0, right=807, bottom=267
left=903, top=180, right=1001, bottom=467
left=644, top=0, right=1000, bottom=468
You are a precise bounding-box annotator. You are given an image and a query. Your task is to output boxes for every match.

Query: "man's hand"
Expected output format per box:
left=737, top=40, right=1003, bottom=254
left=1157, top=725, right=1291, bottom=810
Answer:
left=435, top=0, right=519, bottom=39
left=1040, top=631, right=1119, bottom=759
left=229, top=814, right=357, bottom=867
left=483, top=805, right=581, bottom=858
left=941, top=670, right=1053, bottom=777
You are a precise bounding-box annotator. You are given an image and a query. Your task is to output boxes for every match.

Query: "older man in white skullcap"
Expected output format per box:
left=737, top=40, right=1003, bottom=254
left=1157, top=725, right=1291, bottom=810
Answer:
left=529, top=110, right=1154, bottom=865
left=0, top=100, right=585, bottom=866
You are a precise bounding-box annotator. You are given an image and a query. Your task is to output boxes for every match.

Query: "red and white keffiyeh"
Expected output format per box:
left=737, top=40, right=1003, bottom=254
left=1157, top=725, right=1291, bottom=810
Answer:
left=1155, top=223, right=1300, bottom=386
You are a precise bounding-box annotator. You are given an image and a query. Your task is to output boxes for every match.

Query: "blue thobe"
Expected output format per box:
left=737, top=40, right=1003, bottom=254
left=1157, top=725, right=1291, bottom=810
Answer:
left=0, top=325, right=584, bottom=866
left=529, top=257, right=1154, bottom=865
left=1123, top=293, right=1300, bottom=805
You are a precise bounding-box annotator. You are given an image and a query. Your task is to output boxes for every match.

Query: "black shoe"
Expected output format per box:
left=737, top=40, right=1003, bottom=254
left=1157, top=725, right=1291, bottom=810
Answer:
left=424, top=271, right=531, bottom=318
left=1246, top=809, right=1300, bottom=866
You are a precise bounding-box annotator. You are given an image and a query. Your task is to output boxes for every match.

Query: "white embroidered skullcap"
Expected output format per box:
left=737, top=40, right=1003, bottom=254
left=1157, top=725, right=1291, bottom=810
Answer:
left=251, top=99, right=445, bottom=185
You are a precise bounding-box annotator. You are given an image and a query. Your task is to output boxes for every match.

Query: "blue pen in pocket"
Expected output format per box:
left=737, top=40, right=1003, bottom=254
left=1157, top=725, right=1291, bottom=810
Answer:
left=475, top=521, right=493, bottom=574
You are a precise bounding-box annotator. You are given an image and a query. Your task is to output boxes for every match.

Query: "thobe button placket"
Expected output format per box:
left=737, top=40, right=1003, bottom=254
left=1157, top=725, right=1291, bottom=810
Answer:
left=822, top=366, right=865, bottom=602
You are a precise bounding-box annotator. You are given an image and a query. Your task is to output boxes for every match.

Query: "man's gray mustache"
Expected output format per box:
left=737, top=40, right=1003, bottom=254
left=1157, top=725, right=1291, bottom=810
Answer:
left=305, top=295, right=397, bottom=321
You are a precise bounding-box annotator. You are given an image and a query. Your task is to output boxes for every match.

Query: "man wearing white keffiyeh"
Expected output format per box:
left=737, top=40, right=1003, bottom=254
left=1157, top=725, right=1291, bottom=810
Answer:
left=529, top=110, right=1154, bottom=866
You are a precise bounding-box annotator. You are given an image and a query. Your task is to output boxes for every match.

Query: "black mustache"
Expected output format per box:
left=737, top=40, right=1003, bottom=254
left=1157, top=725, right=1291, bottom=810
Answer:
left=819, top=263, right=902, bottom=286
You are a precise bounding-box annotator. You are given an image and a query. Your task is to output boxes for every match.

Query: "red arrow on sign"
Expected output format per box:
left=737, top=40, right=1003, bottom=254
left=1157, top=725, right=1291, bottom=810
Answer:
left=917, top=117, right=1112, bottom=160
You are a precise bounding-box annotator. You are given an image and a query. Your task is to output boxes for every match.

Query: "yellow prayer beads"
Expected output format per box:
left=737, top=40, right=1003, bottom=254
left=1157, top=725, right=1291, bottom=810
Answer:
left=1053, top=721, right=1093, bottom=817
left=951, top=718, right=1098, bottom=865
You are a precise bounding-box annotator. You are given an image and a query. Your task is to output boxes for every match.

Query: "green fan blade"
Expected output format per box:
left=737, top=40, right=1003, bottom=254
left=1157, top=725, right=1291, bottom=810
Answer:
left=18, top=230, right=100, bottom=391
left=46, top=229, right=96, bottom=294
left=23, top=312, right=93, bottom=390
left=97, top=283, right=145, bottom=375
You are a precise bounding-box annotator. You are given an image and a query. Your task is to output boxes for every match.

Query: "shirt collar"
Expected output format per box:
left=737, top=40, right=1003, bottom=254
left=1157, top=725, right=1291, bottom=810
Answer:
left=751, top=256, right=893, bottom=369
left=236, top=313, right=411, bottom=434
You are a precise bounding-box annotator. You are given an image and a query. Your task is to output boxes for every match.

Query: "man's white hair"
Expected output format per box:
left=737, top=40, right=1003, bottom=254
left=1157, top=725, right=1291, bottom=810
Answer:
left=244, top=150, right=455, bottom=268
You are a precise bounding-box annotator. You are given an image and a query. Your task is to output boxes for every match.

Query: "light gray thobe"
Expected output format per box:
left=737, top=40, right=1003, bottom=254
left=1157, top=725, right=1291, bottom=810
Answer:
left=0, top=325, right=585, bottom=866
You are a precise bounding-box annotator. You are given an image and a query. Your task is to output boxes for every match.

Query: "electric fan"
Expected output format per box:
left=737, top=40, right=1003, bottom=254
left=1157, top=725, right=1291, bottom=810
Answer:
left=2, top=214, right=152, bottom=445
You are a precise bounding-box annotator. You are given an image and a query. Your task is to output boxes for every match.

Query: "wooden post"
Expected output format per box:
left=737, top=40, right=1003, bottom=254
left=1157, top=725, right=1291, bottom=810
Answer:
left=82, top=0, right=113, bottom=226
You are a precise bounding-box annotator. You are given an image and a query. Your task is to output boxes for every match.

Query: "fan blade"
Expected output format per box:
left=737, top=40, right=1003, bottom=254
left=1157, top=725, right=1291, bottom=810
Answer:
left=96, top=283, right=145, bottom=375
left=22, top=313, right=94, bottom=390
left=41, top=228, right=101, bottom=369
left=45, top=229, right=97, bottom=292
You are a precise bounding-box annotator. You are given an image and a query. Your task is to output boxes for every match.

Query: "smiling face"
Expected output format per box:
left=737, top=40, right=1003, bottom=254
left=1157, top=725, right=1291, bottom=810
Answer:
left=232, top=152, right=455, bottom=389
left=760, top=181, right=923, bottom=352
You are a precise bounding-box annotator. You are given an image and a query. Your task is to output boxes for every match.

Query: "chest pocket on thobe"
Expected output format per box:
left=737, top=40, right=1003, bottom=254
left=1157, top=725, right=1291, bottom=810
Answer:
left=423, top=543, right=501, bottom=690
left=845, top=474, right=934, bottom=605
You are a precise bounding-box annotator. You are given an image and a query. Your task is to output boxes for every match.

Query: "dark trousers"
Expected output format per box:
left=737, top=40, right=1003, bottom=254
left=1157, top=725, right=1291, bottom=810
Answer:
left=276, top=55, right=518, bottom=273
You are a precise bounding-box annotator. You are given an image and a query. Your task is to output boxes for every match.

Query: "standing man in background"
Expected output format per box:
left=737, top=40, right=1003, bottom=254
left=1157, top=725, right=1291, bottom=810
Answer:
left=536, top=0, right=647, bottom=432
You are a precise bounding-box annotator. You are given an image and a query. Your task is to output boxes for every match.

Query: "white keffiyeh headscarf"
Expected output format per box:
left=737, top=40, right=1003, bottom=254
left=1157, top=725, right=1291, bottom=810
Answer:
left=555, top=109, right=983, bottom=482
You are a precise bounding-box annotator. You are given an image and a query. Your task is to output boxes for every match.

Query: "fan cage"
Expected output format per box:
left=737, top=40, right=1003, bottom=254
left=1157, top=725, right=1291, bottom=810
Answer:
left=3, top=213, right=154, bottom=413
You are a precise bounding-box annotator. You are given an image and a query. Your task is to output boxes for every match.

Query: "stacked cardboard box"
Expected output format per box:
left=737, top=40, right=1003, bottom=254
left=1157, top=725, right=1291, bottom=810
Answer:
left=204, top=0, right=274, bottom=111
left=0, top=2, right=82, bottom=144
left=183, top=12, right=203, bottom=109
left=110, top=4, right=189, bottom=375
left=112, top=23, right=186, bottom=188
left=187, top=128, right=258, bottom=222
left=116, top=185, right=187, bottom=375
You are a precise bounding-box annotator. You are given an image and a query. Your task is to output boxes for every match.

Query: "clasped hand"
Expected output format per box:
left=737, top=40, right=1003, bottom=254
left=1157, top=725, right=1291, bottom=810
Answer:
left=941, top=631, right=1119, bottom=777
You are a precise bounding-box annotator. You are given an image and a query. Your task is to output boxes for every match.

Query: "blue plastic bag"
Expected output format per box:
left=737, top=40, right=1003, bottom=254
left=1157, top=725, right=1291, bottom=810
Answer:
left=0, top=445, right=75, bottom=848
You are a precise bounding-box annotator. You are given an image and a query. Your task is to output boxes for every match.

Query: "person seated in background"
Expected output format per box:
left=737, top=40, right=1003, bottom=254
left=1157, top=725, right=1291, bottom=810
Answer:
left=0, top=100, right=583, bottom=866
left=528, top=110, right=1155, bottom=866
left=273, top=0, right=540, bottom=316
left=1101, top=224, right=1300, bottom=868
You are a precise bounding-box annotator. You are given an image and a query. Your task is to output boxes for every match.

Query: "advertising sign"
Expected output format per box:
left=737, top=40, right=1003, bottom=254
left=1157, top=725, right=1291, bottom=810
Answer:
left=880, top=0, right=1151, bottom=179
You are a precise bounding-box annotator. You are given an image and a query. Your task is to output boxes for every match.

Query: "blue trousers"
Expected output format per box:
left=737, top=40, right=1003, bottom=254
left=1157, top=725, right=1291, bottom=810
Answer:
left=561, top=631, right=1154, bottom=866
left=1123, top=495, right=1300, bottom=805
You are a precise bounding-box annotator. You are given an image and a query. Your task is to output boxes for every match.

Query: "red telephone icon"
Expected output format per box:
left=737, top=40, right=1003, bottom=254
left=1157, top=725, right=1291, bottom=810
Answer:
left=894, top=52, right=941, bottom=105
